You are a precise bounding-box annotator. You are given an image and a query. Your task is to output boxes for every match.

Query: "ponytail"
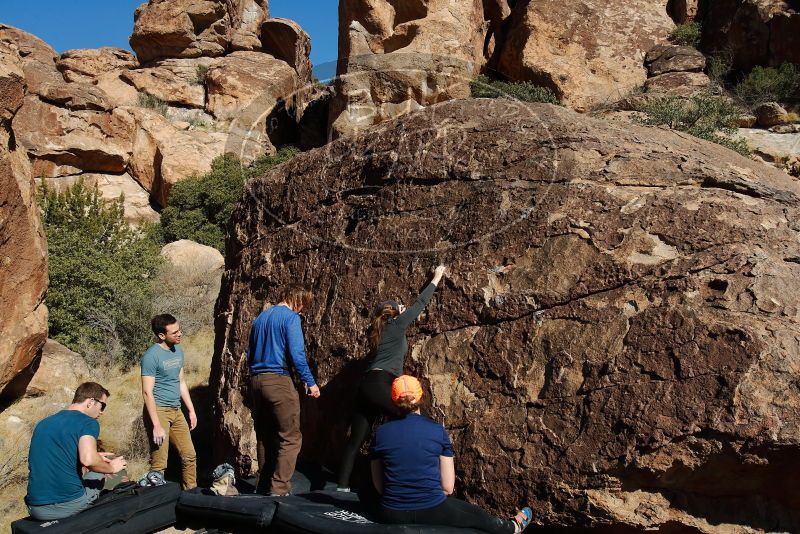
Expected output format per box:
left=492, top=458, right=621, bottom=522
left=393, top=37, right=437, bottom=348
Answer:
left=368, top=304, right=399, bottom=354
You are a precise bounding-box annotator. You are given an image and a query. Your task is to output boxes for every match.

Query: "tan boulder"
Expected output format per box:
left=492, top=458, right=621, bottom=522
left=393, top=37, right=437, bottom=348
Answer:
left=755, top=101, right=790, bottom=128
left=496, top=0, right=674, bottom=111
left=702, top=0, right=800, bottom=70
left=36, top=80, right=112, bottom=111
left=645, top=44, right=706, bottom=76
left=25, top=340, right=90, bottom=397
left=121, top=106, right=230, bottom=207
left=13, top=95, right=134, bottom=176
left=0, top=132, right=48, bottom=401
left=644, top=71, right=711, bottom=96
left=129, top=0, right=268, bottom=64
left=162, top=239, right=224, bottom=272
left=121, top=58, right=212, bottom=108
left=0, top=24, right=62, bottom=95
left=260, top=18, right=312, bottom=84
left=330, top=0, right=485, bottom=138
left=56, top=48, right=138, bottom=83
left=46, top=173, right=160, bottom=225
left=205, top=51, right=296, bottom=158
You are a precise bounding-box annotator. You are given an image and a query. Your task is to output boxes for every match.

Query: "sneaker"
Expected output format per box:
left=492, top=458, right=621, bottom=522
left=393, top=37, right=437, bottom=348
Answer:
left=138, top=470, right=166, bottom=487
left=513, top=507, right=532, bottom=533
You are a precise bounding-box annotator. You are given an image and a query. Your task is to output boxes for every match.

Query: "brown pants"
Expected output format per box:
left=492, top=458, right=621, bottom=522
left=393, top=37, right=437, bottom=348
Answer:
left=251, top=373, right=302, bottom=495
left=144, top=406, right=197, bottom=489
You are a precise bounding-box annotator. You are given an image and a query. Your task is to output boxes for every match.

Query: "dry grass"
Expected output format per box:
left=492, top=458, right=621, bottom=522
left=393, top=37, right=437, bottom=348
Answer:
left=0, top=327, right=214, bottom=532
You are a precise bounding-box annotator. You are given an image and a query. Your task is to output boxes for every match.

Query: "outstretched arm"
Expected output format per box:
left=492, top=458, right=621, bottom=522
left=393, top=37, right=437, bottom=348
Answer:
left=439, top=456, right=455, bottom=495
left=394, top=265, right=447, bottom=329
left=287, top=314, right=320, bottom=397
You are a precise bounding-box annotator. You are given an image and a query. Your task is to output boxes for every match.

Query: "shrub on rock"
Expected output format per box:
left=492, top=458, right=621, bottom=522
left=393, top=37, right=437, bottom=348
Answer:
left=470, top=75, right=560, bottom=105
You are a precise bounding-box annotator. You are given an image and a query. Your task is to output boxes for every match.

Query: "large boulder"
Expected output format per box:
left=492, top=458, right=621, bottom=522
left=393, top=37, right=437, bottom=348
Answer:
left=211, top=98, right=800, bottom=532
left=496, top=0, right=674, bottom=111
left=260, top=18, right=312, bottom=85
left=24, top=340, right=90, bottom=397
left=329, top=0, right=486, bottom=138
left=12, top=95, right=134, bottom=177
left=0, top=42, right=47, bottom=401
left=120, top=57, right=212, bottom=108
left=701, top=0, right=800, bottom=70
left=129, top=0, right=269, bottom=65
left=205, top=51, right=298, bottom=159
left=56, top=48, right=139, bottom=83
left=121, top=106, right=230, bottom=207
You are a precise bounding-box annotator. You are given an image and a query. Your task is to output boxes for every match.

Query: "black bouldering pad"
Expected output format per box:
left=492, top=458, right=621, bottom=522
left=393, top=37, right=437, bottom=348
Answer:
left=11, top=482, right=181, bottom=534
left=271, top=491, right=485, bottom=534
left=177, top=489, right=277, bottom=531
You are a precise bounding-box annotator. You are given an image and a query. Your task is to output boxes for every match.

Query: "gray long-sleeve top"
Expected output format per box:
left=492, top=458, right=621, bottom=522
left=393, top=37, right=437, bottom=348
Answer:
left=368, top=283, right=436, bottom=376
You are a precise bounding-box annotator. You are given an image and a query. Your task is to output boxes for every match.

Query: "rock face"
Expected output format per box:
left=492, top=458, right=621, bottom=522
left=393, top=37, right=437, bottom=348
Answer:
left=212, top=98, right=800, bottom=532
left=329, top=0, right=486, bottom=138
left=496, top=0, right=674, bottom=111
left=701, top=0, right=800, bottom=70
left=260, top=18, right=312, bottom=85
left=56, top=48, right=139, bottom=83
left=0, top=40, right=48, bottom=402
left=129, top=0, right=269, bottom=64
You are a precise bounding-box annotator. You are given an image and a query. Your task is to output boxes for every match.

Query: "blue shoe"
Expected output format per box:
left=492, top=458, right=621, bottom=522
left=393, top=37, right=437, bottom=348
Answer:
left=513, top=507, right=532, bottom=532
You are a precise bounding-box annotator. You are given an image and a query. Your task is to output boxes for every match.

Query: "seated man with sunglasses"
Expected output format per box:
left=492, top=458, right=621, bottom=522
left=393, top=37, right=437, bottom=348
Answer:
left=25, top=382, right=128, bottom=521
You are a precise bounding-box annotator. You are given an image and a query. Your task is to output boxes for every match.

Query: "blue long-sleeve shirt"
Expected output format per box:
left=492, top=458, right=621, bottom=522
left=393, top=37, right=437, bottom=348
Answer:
left=248, top=305, right=316, bottom=387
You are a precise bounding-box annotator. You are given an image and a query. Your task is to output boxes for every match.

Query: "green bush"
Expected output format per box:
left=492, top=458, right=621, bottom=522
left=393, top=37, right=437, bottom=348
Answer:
left=635, top=94, right=752, bottom=156
left=195, top=64, right=209, bottom=86
left=470, top=75, right=560, bottom=104
left=137, top=92, right=168, bottom=116
left=669, top=22, right=701, bottom=47
left=39, top=179, right=163, bottom=368
left=707, top=49, right=733, bottom=91
left=161, top=147, right=300, bottom=251
left=734, top=63, right=800, bottom=107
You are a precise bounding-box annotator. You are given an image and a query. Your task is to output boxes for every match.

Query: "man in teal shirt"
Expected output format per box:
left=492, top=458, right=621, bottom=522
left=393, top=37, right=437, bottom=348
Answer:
left=26, top=382, right=127, bottom=520
left=141, top=313, right=197, bottom=489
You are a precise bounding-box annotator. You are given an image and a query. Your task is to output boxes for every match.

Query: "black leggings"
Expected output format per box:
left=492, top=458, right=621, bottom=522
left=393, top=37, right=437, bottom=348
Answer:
left=381, top=497, right=516, bottom=534
left=338, top=369, right=400, bottom=487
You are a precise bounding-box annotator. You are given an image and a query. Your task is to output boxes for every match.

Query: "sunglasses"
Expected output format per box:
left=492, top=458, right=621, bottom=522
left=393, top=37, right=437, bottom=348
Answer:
left=92, top=398, right=107, bottom=412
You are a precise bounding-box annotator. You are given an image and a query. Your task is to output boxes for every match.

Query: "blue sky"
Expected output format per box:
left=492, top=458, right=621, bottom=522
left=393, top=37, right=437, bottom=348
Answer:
left=0, top=0, right=338, bottom=75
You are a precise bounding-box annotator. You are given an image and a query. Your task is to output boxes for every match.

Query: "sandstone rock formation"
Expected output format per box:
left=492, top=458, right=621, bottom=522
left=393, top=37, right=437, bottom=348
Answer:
left=329, top=0, right=487, bottom=138
left=495, top=0, right=674, bottom=111
left=56, top=48, right=139, bottom=83
left=0, top=40, right=48, bottom=402
left=701, top=0, right=800, bottom=71
left=129, top=0, right=269, bottom=64
left=261, top=18, right=312, bottom=85
left=212, top=98, right=800, bottom=532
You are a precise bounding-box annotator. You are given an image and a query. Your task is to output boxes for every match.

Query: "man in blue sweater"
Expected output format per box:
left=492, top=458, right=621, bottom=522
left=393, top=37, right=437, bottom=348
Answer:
left=248, top=283, right=320, bottom=495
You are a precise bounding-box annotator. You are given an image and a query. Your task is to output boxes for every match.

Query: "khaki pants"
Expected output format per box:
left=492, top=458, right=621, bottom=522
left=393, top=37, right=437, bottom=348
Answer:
left=251, top=373, right=302, bottom=495
left=144, top=406, right=197, bottom=489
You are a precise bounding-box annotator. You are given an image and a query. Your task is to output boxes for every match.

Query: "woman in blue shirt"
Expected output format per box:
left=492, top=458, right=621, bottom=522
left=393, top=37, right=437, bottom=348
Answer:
left=371, top=375, right=532, bottom=534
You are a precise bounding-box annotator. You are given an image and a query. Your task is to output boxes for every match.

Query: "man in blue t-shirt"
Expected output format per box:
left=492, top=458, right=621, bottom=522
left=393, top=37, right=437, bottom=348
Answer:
left=141, top=313, right=197, bottom=489
left=248, top=283, right=320, bottom=495
left=26, top=382, right=128, bottom=521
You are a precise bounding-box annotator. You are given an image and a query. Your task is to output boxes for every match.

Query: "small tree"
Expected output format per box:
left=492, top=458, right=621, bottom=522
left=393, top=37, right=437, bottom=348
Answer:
left=40, top=179, right=163, bottom=368
left=734, top=63, right=800, bottom=107
left=161, top=147, right=300, bottom=251
left=635, top=94, right=751, bottom=157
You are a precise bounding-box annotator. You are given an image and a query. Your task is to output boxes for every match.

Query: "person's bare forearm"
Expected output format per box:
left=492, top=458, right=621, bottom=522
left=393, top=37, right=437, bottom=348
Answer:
left=180, top=381, right=195, bottom=413
left=142, top=390, right=161, bottom=427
